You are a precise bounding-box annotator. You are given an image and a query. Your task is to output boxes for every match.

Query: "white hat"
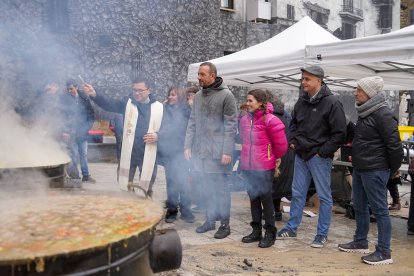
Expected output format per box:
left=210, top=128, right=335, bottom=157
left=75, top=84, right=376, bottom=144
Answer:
left=357, top=76, right=384, bottom=98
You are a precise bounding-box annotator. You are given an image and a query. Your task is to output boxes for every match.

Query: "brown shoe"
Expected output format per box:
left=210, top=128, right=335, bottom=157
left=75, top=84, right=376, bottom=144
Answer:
left=388, top=203, right=401, bottom=211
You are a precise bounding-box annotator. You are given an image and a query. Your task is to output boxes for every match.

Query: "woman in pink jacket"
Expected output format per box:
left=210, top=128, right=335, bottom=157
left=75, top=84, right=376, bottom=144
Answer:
left=239, top=89, right=288, bottom=248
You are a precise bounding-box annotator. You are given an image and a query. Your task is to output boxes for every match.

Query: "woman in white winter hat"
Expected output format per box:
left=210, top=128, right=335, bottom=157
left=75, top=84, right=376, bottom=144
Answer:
left=338, top=76, right=403, bottom=265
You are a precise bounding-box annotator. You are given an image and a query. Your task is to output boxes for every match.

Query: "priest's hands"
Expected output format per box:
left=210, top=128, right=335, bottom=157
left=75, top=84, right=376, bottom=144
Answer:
left=143, top=132, right=158, bottom=144
left=82, top=84, right=97, bottom=97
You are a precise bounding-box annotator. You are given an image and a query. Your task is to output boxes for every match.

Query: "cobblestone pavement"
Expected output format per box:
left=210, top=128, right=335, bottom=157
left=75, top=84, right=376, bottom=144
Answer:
left=83, top=162, right=414, bottom=275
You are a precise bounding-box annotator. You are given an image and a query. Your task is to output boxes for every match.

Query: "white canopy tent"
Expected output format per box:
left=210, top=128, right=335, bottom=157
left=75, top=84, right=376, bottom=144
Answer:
left=187, top=16, right=340, bottom=90
left=187, top=17, right=414, bottom=91
left=306, top=25, right=414, bottom=91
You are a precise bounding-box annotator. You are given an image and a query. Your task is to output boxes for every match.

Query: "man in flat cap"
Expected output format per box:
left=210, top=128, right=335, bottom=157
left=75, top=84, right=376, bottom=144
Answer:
left=338, top=76, right=403, bottom=265
left=278, top=66, right=347, bottom=248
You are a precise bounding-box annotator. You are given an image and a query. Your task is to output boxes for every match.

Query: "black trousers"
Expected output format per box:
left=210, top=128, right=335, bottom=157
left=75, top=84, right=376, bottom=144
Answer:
left=164, top=154, right=191, bottom=211
left=408, top=175, right=414, bottom=231
left=129, top=157, right=158, bottom=193
left=243, top=169, right=275, bottom=228
left=386, top=176, right=401, bottom=202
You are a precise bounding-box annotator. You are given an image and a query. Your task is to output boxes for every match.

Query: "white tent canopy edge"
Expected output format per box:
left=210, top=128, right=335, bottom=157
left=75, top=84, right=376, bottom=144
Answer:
left=187, top=17, right=414, bottom=91
left=306, top=25, right=414, bottom=91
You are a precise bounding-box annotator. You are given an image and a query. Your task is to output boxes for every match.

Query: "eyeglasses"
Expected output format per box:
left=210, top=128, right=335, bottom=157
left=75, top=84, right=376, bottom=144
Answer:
left=133, top=88, right=148, bottom=94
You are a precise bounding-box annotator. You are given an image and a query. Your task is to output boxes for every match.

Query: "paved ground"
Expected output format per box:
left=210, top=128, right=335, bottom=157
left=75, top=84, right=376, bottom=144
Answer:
left=82, top=162, right=414, bottom=275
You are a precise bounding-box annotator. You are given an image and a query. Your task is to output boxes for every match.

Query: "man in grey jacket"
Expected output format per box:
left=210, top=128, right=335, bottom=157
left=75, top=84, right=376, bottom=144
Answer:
left=184, top=62, right=238, bottom=239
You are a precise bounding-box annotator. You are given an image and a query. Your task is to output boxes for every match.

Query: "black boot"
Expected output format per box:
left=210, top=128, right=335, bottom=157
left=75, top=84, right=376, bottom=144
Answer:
left=274, top=211, right=283, bottom=221
left=242, top=222, right=262, bottom=243
left=273, top=198, right=282, bottom=221
left=389, top=199, right=401, bottom=210
left=387, top=177, right=401, bottom=210
left=259, top=225, right=277, bottom=248
left=165, top=208, right=178, bottom=223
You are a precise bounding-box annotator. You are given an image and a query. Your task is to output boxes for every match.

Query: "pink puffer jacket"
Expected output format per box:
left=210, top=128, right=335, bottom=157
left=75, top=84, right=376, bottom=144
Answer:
left=239, top=107, right=287, bottom=171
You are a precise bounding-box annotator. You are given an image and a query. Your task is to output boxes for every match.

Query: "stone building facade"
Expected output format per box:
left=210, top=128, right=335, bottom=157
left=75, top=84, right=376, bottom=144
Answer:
left=0, top=0, right=401, bottom=119
left=401, top=0, right=414, bottom=27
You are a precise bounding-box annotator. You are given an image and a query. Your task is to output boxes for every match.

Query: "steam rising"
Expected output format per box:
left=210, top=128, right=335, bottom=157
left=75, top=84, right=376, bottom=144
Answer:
left=0, top=98, right=70, bottom=168
left=0, top=24, right=73, bottom=168
left=0, top=16, right=77, bottom=196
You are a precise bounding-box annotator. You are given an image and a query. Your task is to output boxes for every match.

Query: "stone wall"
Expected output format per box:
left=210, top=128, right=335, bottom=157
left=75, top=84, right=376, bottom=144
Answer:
left=70, top=1, right=222, bottom=99
left=401, top=0, right=414, bottom=27
left=1, top=0, right=278, bottom=101
left=0, top=0, right=83, bottom=112
left=0, top=0, right=401, bottom=120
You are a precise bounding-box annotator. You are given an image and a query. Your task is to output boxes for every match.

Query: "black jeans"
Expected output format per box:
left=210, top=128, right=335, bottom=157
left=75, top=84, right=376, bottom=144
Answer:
left=202, top=173, right=231, bottom=225
left=408, top=175, right=414, bottom=231
left=243, top=169, right=275, bottom=228
left=164, top=154, right=191, bottom=212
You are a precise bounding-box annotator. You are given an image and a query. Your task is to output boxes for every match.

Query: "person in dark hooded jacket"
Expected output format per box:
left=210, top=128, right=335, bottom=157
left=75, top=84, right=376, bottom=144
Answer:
left=62, top=79, right=95, bottom=183
left=270, top=96, right=294, bottom=221
left=158, top=87, right=194, bottom=224
left=278, top=66, right=346, bottom=249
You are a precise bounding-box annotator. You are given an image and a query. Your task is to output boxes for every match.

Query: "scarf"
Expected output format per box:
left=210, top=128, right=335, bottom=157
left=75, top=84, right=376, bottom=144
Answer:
left=355, top=91, right=387, bottom=118
left=119, top=99, right=163, bottom=193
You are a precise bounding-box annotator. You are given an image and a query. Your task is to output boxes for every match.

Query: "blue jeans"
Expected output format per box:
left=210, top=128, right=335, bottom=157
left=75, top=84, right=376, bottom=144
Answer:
left=285, top=154, right=333, bottom=236
left=68, top=139, right=90, bottom=177
left=352, top=169, right=391, bottom=253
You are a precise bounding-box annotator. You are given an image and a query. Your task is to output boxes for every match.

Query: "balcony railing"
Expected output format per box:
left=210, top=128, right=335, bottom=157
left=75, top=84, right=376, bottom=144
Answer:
left=341, top=5, right=363, bottom=18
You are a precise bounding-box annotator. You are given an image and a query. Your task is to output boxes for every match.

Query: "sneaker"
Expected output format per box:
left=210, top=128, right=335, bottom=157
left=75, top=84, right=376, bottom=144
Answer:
left=196, top=221, right=215, bottom=233
left=180, top=209, right=195, bottom=223
left=165, top=209, right=178, bottom=223
left=338, top=240, right=369, bottom=253
left=277, top=228, right=297, bottom=239
left=311, top=235, right=328, bottom=248
left=82, top=175, right=96, bottom=183
left=407, top=229, right=414, bottom=235
left=361, top=247, right=393, bottom=265
left=274, top=211, right=283, bottom=222
left=214, top=224, right=231, bottom=239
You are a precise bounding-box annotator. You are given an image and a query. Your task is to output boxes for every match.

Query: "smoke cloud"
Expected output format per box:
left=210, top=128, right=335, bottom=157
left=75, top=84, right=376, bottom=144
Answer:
left=0, top=15, right=79, bottom=194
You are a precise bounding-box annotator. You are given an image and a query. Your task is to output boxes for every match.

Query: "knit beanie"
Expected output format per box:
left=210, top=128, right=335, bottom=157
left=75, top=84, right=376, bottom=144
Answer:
left=357, top=76, right=384, bottom=98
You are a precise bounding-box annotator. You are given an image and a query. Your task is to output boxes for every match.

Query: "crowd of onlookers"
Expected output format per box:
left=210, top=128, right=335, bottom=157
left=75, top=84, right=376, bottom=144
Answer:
left=30, top=61, right=413, bottom=266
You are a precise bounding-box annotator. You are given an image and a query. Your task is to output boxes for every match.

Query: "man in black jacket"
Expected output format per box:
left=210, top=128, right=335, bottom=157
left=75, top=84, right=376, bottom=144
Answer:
left=278, top=66, right=346, bottom=248
left=62, top=79, right=95, bottom=183
left=338, top=76, right=403, bottom=265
